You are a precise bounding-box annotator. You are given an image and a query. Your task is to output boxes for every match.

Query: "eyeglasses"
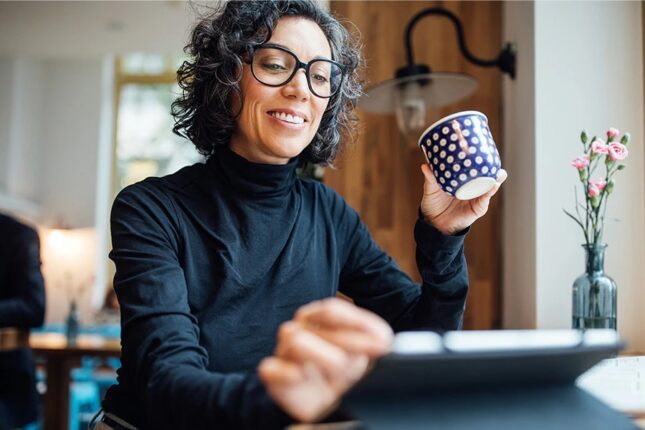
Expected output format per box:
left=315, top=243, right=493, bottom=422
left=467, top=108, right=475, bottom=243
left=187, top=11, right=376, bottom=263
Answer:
left=249, top=44, right=345, bottom=98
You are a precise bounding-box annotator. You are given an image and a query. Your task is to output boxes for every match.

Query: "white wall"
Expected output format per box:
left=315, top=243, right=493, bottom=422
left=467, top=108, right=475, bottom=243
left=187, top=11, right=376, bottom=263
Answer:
left=0, top=59, right=12, bottom=191
left=7, top=59, right=44, bottom=203
left=504, top=1, right=645, bottom=352
left=0, top=57, right=103, bottom=227
left=0, top=1, right=196, bottom=58
left=39, top=59, right=104, bottom=228
left=0, top=59, right=44, bottom=220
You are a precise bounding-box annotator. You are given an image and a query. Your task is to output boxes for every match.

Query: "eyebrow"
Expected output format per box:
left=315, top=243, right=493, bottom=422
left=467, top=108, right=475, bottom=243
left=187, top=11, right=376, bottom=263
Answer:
left=262, top=42, right=332, bottom=61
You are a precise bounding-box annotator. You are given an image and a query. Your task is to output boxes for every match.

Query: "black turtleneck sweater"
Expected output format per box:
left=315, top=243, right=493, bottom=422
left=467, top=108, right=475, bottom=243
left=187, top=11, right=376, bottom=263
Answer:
left=102, top=145, right=468, bottom=429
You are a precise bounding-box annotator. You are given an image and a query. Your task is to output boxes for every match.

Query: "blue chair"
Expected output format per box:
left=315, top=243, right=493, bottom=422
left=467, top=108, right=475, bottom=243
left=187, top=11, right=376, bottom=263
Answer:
left=68, top=379, right=100, bottom=430
left=68, top=358, right=102, bottom=430
left=69, top=357, right=101, bottom=430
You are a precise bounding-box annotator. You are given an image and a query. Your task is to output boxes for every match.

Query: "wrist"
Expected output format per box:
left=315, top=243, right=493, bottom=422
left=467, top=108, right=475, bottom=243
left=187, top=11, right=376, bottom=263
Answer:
left=421, top=216, right=459, bottom=236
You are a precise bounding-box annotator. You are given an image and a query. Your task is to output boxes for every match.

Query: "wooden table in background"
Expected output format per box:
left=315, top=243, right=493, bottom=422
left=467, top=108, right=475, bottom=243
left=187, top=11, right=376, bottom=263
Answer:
left=30, top=333, right=121, bottom=430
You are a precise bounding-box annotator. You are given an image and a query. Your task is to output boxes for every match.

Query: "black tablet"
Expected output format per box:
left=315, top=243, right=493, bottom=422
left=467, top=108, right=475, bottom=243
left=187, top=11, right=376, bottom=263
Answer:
left=343, top=330, right=635, bottom=430
left=349, top=329, right=622, bottom=397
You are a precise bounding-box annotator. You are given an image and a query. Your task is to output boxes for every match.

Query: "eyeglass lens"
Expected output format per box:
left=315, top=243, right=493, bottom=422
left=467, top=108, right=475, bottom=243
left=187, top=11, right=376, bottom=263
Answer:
left=252, top=47, right=342, bottom=98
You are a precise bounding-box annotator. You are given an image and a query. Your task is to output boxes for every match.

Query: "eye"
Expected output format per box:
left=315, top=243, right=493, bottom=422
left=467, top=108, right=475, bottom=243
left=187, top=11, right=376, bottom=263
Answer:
left=310, top=61, right=333, bottom=84
left=311, top=73, right=329, bottom=84
left=262, top=62, right=288, bottom=72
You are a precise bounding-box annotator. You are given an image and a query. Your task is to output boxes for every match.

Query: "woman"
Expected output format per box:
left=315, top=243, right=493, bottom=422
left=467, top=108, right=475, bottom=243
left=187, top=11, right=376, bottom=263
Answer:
left=99, top=1, right=506, bottom=429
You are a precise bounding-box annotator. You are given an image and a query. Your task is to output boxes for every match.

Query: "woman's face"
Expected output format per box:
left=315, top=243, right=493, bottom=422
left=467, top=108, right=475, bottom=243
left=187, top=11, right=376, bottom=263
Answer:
left=230, top=17, right=332, bottom=165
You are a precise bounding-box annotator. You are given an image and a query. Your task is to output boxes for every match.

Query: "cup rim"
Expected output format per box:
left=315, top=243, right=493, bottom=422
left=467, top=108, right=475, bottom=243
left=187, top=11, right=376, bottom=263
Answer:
left=417, top=110, right=489, bottom=148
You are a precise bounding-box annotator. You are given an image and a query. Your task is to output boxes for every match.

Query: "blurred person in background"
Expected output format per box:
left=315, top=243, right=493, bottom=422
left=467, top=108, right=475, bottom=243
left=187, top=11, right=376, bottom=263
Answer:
left=0, top=213, right=46, bottom=430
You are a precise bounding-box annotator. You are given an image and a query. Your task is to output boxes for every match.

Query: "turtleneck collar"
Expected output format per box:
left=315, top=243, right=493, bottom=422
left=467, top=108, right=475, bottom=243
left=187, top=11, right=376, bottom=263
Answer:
left=209, top=144, right=299, bottom=197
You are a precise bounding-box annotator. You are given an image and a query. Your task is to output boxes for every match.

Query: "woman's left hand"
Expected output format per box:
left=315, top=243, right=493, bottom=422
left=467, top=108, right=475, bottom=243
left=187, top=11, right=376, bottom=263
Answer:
left=419, top=164, right=508, bottom=235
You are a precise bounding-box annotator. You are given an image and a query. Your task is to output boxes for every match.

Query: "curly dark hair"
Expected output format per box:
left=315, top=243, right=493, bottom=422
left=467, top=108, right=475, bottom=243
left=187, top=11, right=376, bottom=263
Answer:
left=171, top=0, right=363, bottom=165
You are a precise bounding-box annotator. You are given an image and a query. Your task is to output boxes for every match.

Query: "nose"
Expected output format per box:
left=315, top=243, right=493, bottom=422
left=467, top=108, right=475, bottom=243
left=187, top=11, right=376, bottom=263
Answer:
left=282, top=69, right=310, bottom=101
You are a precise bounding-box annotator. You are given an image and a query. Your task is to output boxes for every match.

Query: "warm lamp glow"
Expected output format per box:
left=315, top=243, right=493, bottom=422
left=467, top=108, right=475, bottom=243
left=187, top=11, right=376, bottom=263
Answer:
left=394, top=80, right=426, bottom=136
left=44, top=228, right=88, bottom=266
left=39, top=226, right=97, bottom=323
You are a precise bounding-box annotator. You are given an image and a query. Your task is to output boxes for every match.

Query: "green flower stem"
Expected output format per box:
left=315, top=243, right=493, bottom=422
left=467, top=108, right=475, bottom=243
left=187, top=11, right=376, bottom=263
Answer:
left=585, top=163, right=591, bottom=242
left=597, top=160, right=612, bottom=246
left=575, top=187, right=591, bottom=245
left=564, top=209, right=587, bottom=235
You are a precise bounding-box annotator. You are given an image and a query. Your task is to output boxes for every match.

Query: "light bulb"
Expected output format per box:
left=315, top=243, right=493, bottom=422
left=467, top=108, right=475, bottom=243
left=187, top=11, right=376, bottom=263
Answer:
left=394, top=81, right=427, bottom=137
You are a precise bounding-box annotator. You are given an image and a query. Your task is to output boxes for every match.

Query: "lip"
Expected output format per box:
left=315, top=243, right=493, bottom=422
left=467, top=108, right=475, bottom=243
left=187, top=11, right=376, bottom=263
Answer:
left=266, top=108, right=310, bottom=123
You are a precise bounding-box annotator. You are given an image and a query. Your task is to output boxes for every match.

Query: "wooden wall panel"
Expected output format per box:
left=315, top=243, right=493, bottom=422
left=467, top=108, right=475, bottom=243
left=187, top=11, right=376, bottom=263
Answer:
left=328, top=1, right=504, bottom=329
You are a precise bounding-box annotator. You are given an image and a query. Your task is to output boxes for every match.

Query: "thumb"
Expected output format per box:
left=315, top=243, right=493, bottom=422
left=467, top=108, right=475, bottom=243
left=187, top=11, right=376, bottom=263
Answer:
left=420, top=164, right=441, bottom=194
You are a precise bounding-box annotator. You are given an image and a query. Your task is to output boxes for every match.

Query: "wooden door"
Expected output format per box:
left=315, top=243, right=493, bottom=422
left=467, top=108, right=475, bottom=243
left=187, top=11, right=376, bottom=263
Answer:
left=327, top=1, right=504, bottom=329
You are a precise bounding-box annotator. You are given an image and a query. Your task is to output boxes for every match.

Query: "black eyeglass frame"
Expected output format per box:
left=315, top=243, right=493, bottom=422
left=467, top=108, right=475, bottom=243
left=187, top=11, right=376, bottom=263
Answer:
left=248, top=43, right=346, bottom=99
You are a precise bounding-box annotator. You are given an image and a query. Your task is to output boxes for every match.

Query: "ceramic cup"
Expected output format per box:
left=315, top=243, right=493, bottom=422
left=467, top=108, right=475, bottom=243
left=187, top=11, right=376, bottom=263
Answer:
left=418, top=111, right=502, bottom=200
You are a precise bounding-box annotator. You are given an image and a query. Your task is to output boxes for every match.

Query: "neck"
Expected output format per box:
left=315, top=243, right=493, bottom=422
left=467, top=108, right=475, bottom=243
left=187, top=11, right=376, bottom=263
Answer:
left=229, top=135, right=291, bottom=165
left=209, top=144, right=299, bottom=198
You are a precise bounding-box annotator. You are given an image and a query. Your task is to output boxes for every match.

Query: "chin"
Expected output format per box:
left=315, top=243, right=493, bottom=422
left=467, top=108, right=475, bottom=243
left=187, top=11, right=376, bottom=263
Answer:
left=269, top=139, right=311, bottom=159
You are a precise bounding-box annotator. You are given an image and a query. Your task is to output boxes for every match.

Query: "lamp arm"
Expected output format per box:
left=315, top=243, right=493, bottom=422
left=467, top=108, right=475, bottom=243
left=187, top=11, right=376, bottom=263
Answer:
left=404, top=7, right=516, bottom=78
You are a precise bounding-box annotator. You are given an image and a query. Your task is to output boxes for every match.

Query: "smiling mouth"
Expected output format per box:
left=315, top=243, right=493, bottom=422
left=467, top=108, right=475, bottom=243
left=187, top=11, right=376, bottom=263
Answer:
left=268, top=111, right=306, bottom=125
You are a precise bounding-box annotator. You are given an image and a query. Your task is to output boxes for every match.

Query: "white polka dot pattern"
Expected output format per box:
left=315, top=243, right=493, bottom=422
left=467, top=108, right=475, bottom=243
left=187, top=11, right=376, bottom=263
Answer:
left=418, top=112, right=502, bottom=197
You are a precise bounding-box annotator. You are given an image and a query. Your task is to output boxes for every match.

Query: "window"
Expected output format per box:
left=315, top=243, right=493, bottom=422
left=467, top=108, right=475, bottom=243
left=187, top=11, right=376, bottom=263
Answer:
left=114, top=53, right=203, bottom=193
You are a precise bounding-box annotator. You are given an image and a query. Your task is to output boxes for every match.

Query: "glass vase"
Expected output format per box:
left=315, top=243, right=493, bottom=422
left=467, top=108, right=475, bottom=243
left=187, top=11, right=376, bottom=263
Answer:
left=572, top=244, right=617, bottom=330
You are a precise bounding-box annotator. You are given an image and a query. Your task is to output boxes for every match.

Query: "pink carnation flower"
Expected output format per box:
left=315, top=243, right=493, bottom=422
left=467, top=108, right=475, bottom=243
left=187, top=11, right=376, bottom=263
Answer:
left=608, top=142, right=628, bottom=161
left=607, top=128, right=620, bottom=139
left=589, top=178, right=607, bottom=191
left=591, top=139, right=608, bottom=154
left=571, top=155, right=590, bottom=170
left=588, top=183, right=601, bottom=198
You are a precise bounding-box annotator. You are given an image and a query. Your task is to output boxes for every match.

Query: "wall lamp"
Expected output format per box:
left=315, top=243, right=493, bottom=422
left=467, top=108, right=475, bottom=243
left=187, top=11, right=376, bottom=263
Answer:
left=358, top=7, right=517, bottom=137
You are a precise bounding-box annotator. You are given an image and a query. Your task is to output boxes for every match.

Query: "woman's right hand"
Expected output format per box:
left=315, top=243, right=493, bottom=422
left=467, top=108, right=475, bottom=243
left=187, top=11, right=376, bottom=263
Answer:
left=258, top=298, right=393, bottom=423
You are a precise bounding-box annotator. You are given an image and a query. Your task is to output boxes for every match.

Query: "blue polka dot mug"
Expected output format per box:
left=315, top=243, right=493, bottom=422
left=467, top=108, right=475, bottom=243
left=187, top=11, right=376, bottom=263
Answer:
left=418, top=111, right=502, bottom=200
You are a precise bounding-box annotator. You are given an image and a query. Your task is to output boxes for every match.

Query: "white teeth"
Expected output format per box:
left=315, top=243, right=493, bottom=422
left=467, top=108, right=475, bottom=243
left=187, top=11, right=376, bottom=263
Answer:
left=271, top=111, right=305, bottom=124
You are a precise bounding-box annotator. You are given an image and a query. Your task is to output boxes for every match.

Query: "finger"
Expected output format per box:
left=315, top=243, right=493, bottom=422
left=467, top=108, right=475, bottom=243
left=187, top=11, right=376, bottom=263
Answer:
left=295, top=298, right=393, bottom=345
left=478, top=169, right=508, bottom=201
left=482, top=181, right=501, bottom=200
left=275, top=321, right=350, bottom=379
left=309, top=326, right=392, bottom=357
left=345, top=354, right=371, bottom=384
left=258, top=356, right=303, bottom=385
left=301, top=353, right=369, bottom=395
left=420, top=164, right=442, bottom=194
left=259, top=357, right=337, bottom=423
left=421, top=163, right=433, bottom=179
left=470, top=180, right=503, bottom=216
left=295, top=298, right=390, bottom=334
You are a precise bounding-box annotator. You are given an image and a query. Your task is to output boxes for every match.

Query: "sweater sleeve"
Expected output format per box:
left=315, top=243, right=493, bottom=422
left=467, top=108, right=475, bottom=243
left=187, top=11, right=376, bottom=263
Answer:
left=107, top=183, right=292, bottom=430
left=0, top=226, right=46, bottom=329
left=330, top=189, right=468, bottom=332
